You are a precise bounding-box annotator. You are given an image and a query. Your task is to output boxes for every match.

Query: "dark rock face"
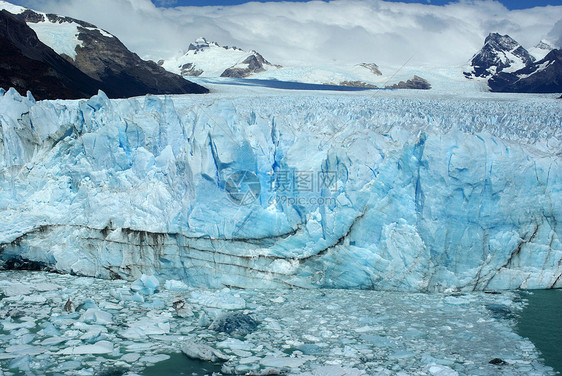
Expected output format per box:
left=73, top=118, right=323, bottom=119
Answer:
left=488, top=49, right=562, bottom=93
left=338, top=81, right=378, bottom=88
left=179, top=63, right=203, bottom=77
left=0, top=10, right=103, bottom=100
left=221, top=52, right=273, bottom=78
left=1, top=7, right=208, bottom=99
left=70, top=27, right=208, bottom=97
left=209, top=312, right=259, bottom=336
left=468, top=33, right=535, bottom=78
left=386, top=75, right=431, bottom=90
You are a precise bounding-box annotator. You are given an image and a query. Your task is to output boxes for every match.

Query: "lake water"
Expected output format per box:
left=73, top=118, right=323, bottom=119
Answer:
left=516, top=290, right=562, bottom=375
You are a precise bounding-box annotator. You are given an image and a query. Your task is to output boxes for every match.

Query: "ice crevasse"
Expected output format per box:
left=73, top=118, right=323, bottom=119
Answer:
left=0, top=87, right=560, bottom=291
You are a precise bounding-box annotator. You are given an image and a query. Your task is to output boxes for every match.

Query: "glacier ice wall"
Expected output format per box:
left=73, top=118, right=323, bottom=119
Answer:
left=0, top=88, right=561, bottom=291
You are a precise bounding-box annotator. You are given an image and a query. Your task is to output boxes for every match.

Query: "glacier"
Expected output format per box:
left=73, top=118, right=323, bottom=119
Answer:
left=0, top=87, right=561, bottom=291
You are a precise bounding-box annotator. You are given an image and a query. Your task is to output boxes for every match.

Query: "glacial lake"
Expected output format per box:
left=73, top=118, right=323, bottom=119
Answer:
left=516, top=289, right=562, bottom=375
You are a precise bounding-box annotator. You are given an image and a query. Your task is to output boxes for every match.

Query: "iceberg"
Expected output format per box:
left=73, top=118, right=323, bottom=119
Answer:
left=0, top=87, right=560, bottom=291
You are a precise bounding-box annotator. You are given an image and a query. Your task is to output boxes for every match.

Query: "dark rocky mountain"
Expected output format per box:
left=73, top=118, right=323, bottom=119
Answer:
left=465, top=32, right=562, bottom=93
left=488, top=49, right=562, bottom=93
left=0, top=10, right=102, bottom=99
left=386, top=75, right=431, bottom=90
left=0, top=5, right=207, bottom=99
left=465, top=33, right=535, bottom=78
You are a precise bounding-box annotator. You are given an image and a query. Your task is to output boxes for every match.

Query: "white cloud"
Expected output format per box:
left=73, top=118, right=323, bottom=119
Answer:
left=13, top=0, right=562, bottom=66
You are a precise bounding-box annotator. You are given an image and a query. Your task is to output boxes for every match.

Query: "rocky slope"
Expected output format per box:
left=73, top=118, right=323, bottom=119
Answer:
left=0, top=10, right=102, bottom=99
left=489, top=49, right=562, bottom=93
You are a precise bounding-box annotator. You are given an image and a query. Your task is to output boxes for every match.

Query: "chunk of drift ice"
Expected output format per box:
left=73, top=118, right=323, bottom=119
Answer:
left=164, top=280, right=189, bottom=290
left=209, top=312, right=259, bottom=336
left=80, top=308, right=112, bottom=324
left=425, top=364, right=459, bottom=376
left=299, top=366, right=366, bottom=376
left=181, top=341, right=229, bottom=362
left=58, top=340, right=113, bottom=355
left=260, top=356, right=307, bottom=368
left=190, top=289, right=246, bottom=309
left=130, top=275, right=159, bottom=295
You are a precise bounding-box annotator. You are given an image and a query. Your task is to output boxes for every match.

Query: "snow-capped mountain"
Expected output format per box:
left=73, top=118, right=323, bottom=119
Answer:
left=161, top=38, right=281, bottom=78
left=160, top=37, right=402, bottom=88
left=465, top=33, right=536, bottom=78
left=0, top=1, right=207, bottom=99
left=465, top=32, right=561, bottom=93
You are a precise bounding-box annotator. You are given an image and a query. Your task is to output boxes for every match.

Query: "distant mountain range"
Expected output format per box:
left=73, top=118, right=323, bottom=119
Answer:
left=1, top=0, right=560, bottom=97
left=160, top=38, right=434, bottom=90
left=465, top=33, right=561, bottom=93
left=0, top=1, right=207, bottom=100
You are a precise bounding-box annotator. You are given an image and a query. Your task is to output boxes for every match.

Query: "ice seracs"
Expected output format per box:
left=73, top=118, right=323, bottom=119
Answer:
left=0, top=87, right=560, bottom=291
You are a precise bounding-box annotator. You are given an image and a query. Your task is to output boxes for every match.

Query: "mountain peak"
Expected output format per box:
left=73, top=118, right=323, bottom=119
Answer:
left=468, top=32, right=535, bottom=78
left=484, top=33, right=520, bottom=51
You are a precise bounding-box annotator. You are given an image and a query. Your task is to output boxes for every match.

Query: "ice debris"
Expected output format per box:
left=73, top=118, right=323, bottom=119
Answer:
left=130, top=274, right=159, bottom=295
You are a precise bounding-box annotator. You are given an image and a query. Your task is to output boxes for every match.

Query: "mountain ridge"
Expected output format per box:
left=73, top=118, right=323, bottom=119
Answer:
left=0, top=1, right=208, bottom=99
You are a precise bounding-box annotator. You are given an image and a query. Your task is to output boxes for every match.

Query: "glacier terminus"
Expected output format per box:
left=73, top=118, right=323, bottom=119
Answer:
left=0, top=86, right=561, bottom=292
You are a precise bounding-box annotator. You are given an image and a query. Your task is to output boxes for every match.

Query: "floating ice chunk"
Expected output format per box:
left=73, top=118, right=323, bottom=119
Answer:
left=37, top=322, right=60, bottom=337
left=164, top=279, right=189, bottom=290
left=181, top=341, right=229, bottom=362
left=260, top=356, right=307, bottom=368
left=217, top=338, right=256, bottom=352
left=58, top=340, right=113, bottom=355
left=80, top=328, right=106, bottom=343
left=131, top=274, right=160, bottom=295
left=1, top=319, right=36, bottom=331
left=121, top=318, right=170, bottom=339
left=139, top=354, right=170, bottom=364
left=190, top=289, right=246, bottom=310
left=76, top=299, right=98, bottom=311
left=5, top=344, right=45, bottom=356
left=1, top=284, right=32, bottom=296
left=426, top=364, right=459, bottom=376
left=121, top=353, right=140, bottom=362
left=300, top=366, right=366, bottom=376
left=270, top=296, right=286, bottom=304
left=9, top=355, right=31, bottom=372
left=80, top=309, right=112, bottom=324
left=40, top=337, right=67, bottom=346
left=444, top=296, right=473, bottom=306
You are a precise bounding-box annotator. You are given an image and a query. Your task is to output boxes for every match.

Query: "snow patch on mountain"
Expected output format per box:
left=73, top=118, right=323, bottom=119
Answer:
left=27, top=20, right=83, bottom=60
left=0, top=1, right=113, bottom=61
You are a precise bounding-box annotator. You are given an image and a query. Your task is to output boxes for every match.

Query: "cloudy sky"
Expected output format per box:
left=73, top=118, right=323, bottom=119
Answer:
left=11, top=0, right=562, bottom=67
